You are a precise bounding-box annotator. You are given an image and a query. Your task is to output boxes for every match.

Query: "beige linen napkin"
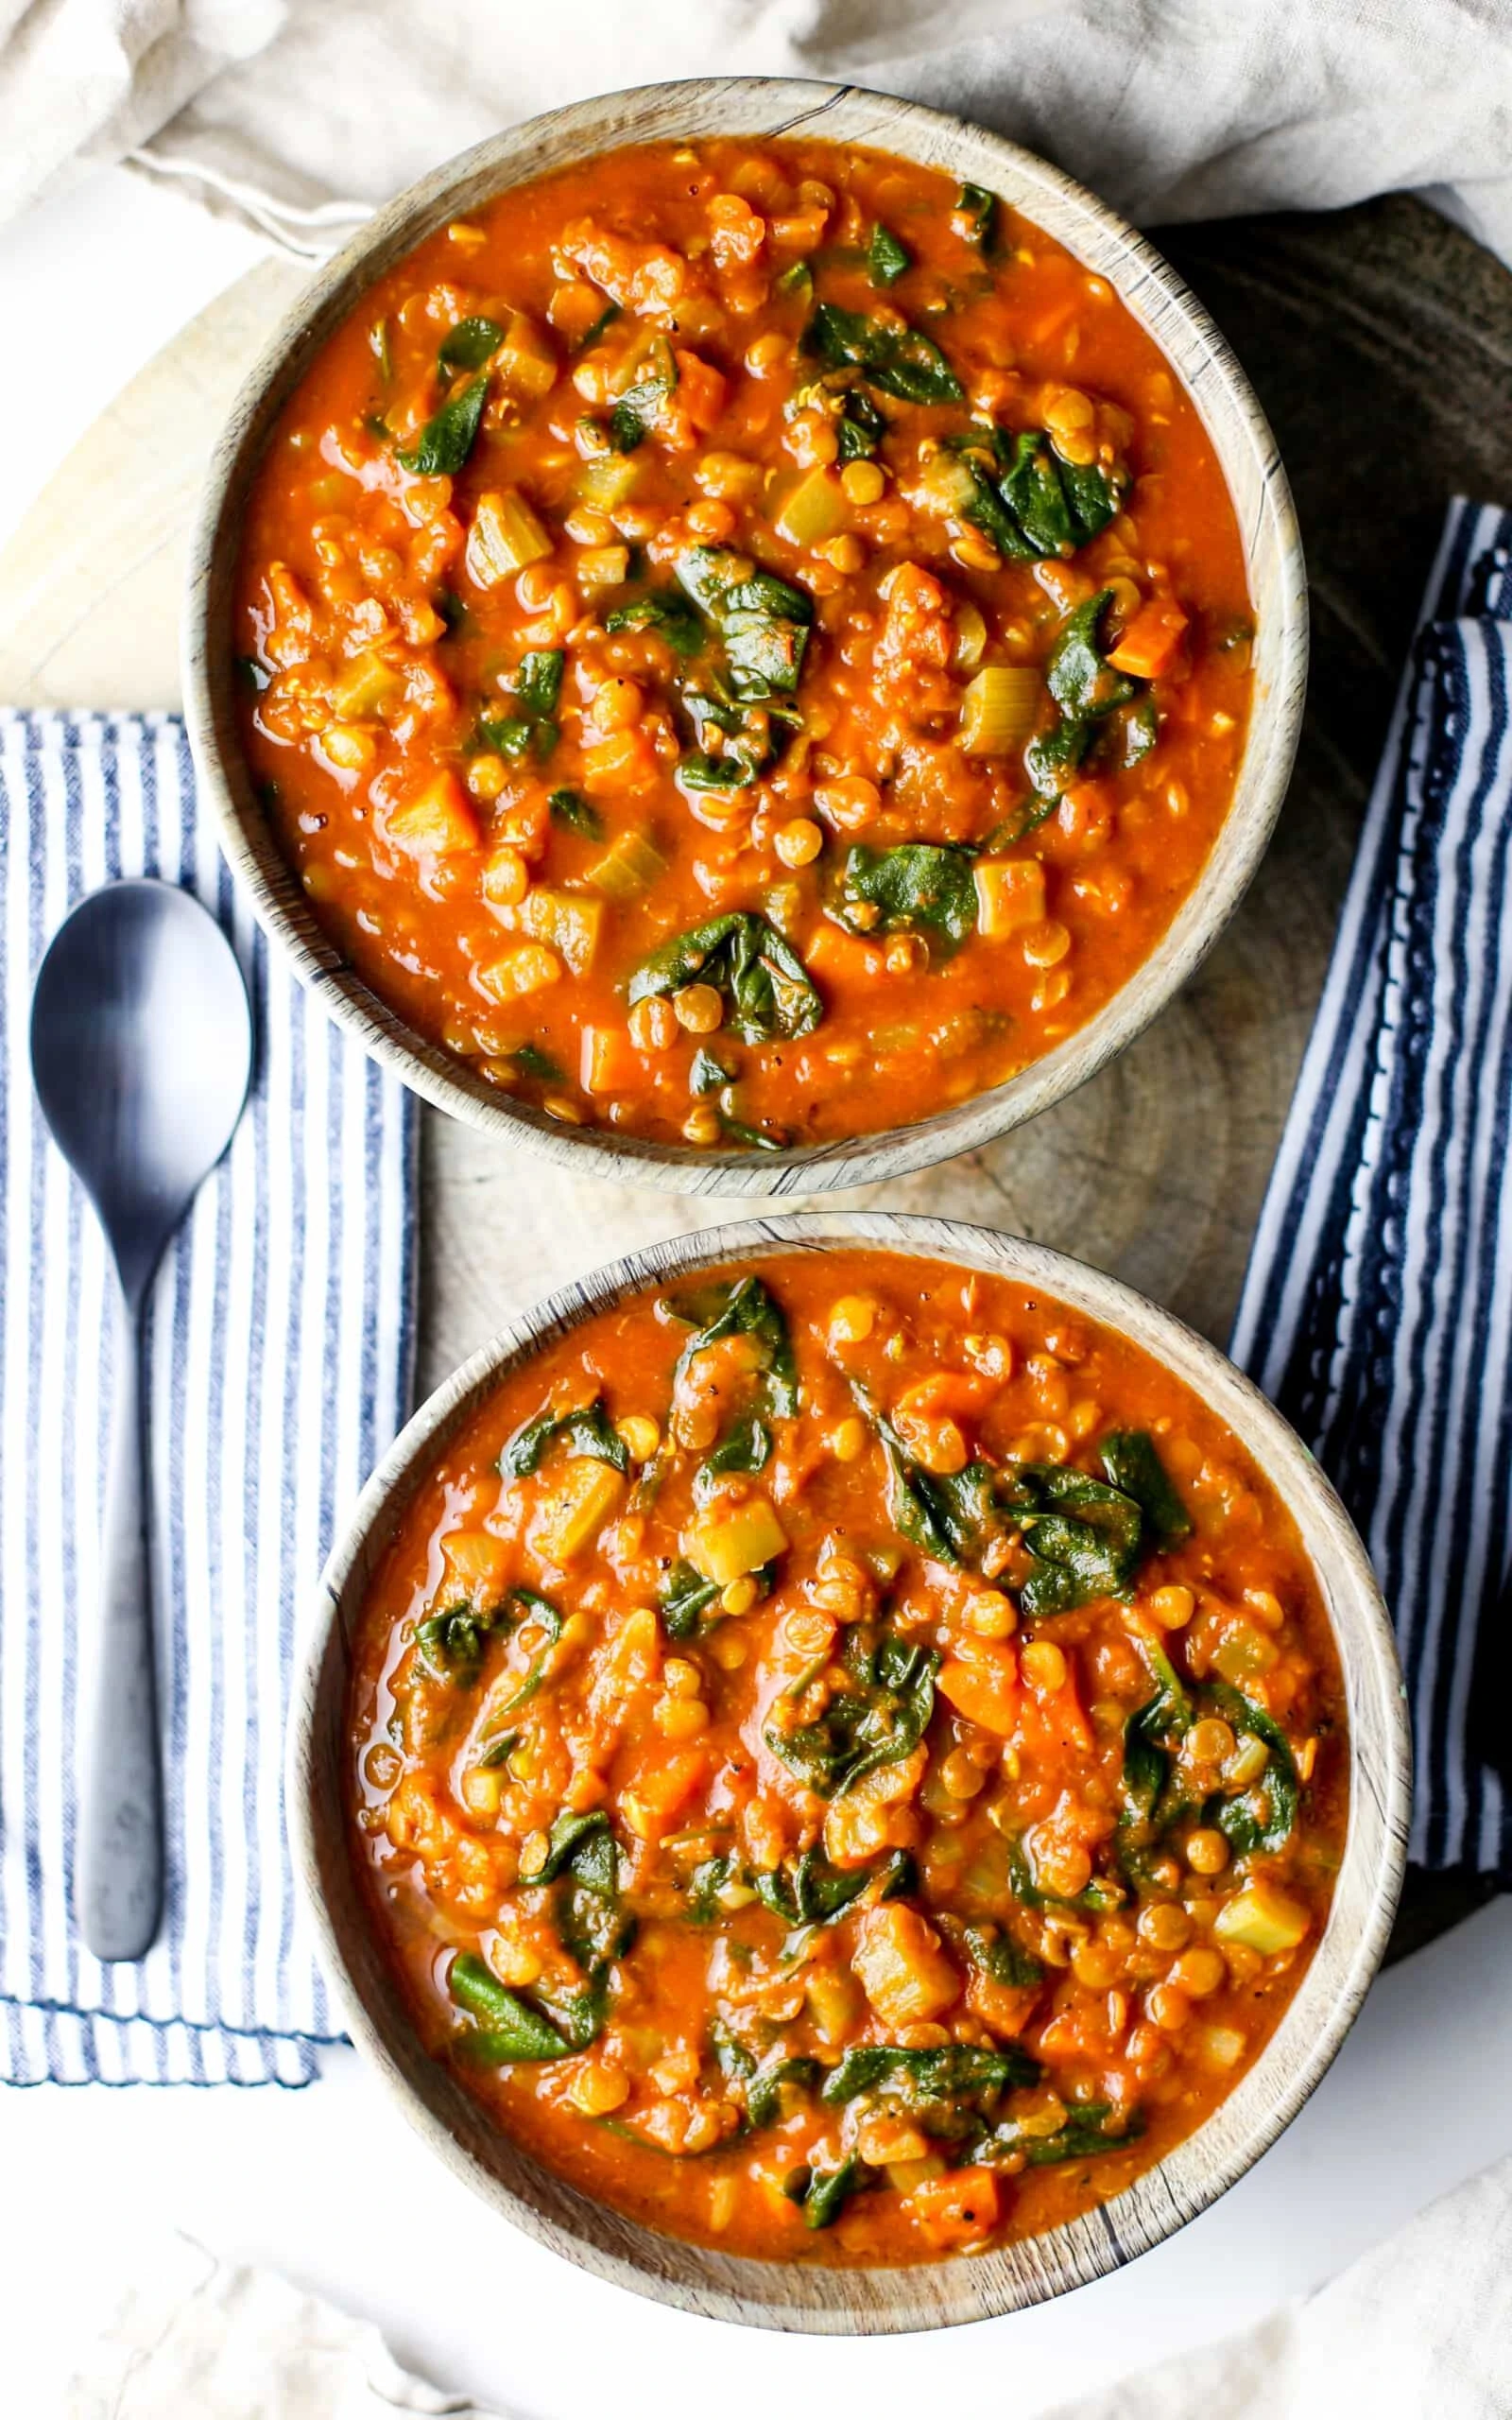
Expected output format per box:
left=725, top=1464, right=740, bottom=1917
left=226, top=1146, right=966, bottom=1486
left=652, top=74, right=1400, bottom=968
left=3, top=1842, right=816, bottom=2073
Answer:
left=4, top=0, right=1512, bottom=266
left=72, top=2160, right=1512, bottom=2418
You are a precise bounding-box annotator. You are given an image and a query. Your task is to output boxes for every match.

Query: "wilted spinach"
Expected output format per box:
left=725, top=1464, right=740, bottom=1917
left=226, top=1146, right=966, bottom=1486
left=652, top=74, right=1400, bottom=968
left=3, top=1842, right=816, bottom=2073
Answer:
left=449, top=1952, right=570, bottom=2063
left=802, top=303, right=964, bottom=405
left=1204, top=1684, right=1299, bottom=1854
left=627, top=912, right=823, bottom=1046
left=765, top=1620, right=938, bottom=1799
left=783, top=2156, right=866, bottom=2229
left=753, top=1844, right=914, bottom=1928
left=978, top=2101, right=1143, bottom=2169
left=397, top=373, right=490, bottom=476
left=868, top=222, right=911, bottom=286
left=820, top=2040, right=1039, bottom=2106
left=500, top=1393, right=629, bottom=1478
left=438, top=316, right=505, bottom=373
left=834, top=842, right=980, bottom=955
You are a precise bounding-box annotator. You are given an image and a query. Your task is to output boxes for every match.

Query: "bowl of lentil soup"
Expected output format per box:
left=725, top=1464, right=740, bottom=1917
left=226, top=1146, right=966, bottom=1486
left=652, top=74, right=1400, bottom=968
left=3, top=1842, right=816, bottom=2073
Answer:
left=188, top=79, right=1306, bottom=1189
left=290, top=1214, right=1406, bottom=2329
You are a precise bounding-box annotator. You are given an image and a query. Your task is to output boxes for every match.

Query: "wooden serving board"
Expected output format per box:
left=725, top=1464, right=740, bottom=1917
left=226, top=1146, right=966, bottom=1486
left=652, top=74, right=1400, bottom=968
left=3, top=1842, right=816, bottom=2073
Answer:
left=3, top=196, right=1507, bottom=1943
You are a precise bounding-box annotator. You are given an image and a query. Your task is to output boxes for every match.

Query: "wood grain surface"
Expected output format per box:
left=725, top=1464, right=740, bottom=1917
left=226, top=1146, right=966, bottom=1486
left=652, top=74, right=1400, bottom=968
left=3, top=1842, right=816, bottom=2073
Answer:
left=2, top=187, right=1506, bottom=1947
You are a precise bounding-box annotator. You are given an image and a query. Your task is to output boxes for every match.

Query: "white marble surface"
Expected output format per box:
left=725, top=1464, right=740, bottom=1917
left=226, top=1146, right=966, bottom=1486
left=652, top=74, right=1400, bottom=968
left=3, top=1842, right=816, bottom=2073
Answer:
left=3, top=163, right=1511, bottom=2417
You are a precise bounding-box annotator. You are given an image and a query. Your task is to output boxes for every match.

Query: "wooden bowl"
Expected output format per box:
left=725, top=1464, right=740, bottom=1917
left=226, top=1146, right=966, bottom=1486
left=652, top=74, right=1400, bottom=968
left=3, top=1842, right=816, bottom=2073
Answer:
left=288, top=1212, right=1407, bottom=2332
left=186, top=77, right=1307, bottom=1198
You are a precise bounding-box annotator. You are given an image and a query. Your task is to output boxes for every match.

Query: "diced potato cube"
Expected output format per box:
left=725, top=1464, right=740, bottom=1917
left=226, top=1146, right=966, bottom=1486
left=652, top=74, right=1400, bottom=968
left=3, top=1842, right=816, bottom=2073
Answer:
left=496, top=313, right=558, bottom=400
left=529, top=1459, right=625, bottom=1564
left=518, top=886, right=604, bottom=976
left=460, top=1765, right=504, bottom=1819
left=440, top=1529, right=509, bottom=1595
left=1213, top=1879, right=1311, bottom=1956
left=852, top=1903, right=960, bottom=2028
left=386, top=771, right=479, bottom=858
left=684, top=1495, right=788, bottom=1587
left=974, top=857, right=1046, bottom=938
left=774, top=467, right=848, bottom=548
left=330, top=649, right=402, bottom=719
left=587, top=828, right=665, bottom=900
left=805, top=1967, right=863, bottom=2044
left=581, top=1024, right=639, bottom=1095
left=621, top=1747, right=709, bottom=1839
left=467, top=489, right=553, bottom=587
left=577, top=544, right=631, bottom=591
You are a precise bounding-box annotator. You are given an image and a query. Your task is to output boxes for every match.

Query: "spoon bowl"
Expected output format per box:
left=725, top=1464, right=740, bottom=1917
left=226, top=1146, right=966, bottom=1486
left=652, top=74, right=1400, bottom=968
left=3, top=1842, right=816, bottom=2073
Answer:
left=30, top=878, right=253, bottom=1961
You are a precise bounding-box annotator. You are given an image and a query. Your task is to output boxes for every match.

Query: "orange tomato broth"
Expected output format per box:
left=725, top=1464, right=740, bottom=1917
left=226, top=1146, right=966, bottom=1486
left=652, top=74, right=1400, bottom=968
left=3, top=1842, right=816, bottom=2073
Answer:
left=348, top=1251, right=1346, bottom=2265
left=235, top=137, right=1253, bottom=1151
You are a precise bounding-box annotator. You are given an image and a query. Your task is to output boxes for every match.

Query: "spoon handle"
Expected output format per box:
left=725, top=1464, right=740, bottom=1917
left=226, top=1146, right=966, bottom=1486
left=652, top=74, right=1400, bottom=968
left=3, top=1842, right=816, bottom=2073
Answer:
left=78, top=1289, right=163, bottom=1962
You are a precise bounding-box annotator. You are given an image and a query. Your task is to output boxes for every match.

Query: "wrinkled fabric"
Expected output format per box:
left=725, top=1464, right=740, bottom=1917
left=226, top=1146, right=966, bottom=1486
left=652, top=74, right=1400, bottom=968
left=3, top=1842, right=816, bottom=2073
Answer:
left=3, top=0, right=1511, bottom=263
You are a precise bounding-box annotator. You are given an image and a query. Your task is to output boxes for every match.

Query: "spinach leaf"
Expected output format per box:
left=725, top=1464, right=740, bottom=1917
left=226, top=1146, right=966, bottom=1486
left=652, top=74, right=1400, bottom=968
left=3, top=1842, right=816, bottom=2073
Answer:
left=660, top=1559, right=722, bottom=1642
left=688, top=1854, right=739, bottom=1921
left=753, top=1844, right=914, bottom=1928
left=510, top=1043, right=563, bottom=1083
left=939, top=424, right=1121, bottom=564
left=765, top=1621, right=938, bottom=1799
left=694, top=1409, right=773, bottom=1505
left=677, top=548, right=814, bottom=699
left=822, top=2040, right=1039, bottom=2106
left=1005, top=1834, right=1122, bottom=1914
left=1100, top=1431, right=1192, bottom=1550
left=1205, top=1685, right=1300, bottom=1854
left=547, top=786, right=604, bottom=839
left=1014, top=1462, right=1144, bottom=1617
left=856, top=1385, right=1002, bottom=1567
left=671, top=1273, right=799, bottom=1417
left=746, top=2053, right=821, bottom=2129
left=524, top=1808, right=614, bottom=1886
left=837, top=389, right=887, bottom=462
left=979, top=2100, right=1142, bottom=2168
left=628, top=912, right=822, bottom=1046
left=449, top=1952, right=569, bottom=2061
left=397, top=373, right=490, bottom=477
left=603, top=591, right=705, bottom=655
left=688, top=1046, right=733, bottom=1095
left=1026, top=590, right=1152, bottom=800
left=803, top=303, right=964, bottom=406
left=481, top=1589, right=564, bottom=1726
left=868, top=222, right=911, bottom=286
left=678, top=751, right=758, bottom=792
left=576, top=303, right=620, bottom=353
left=955, top=182, right=1000, bottom=249
left=438, top=316, right=505, bottom=373
left=783, top=2156, right=866, bottom=2229
left=500, top=1394, right=629, bottom=1478
left=515, top=648, right=564, bottom=717
left=1118, top=1638, right=1194, bottom=1861
left=610, top=334, right=678, bottom=450
left=964, top=1921, right=1045, bottom=1991
left=473, top=712, right=541, bottom=762
left=836, top=842, right=979, bottom=955
left=415, top=1602, right=496, bottom=1684
left=474, top=1726, right=522, bottom=1770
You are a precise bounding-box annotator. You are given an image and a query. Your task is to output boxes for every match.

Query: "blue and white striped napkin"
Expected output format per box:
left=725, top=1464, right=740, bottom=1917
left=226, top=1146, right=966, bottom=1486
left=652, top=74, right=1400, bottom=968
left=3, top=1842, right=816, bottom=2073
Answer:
left=1233, top=500, right=1512, bottom=1878
left=0, top=711, right=418, bottom=2082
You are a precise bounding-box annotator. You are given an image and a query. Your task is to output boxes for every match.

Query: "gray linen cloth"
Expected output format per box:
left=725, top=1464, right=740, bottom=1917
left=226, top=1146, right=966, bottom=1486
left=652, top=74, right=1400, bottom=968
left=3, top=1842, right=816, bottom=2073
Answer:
left=2, top=0, right=1510, bottom=264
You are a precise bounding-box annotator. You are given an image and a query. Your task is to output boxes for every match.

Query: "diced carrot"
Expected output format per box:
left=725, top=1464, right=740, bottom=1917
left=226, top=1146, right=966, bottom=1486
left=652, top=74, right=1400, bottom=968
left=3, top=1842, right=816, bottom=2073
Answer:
left=937, top=1637, right=1020, bottom=1736
left=581, top=729, right=660, bottom=793
left=580, top=1024, right=640, bottom=1095
left=674, top=349, right=727, bottom=433
left=803, top=923, right=882, bottom=983
left=906, top=2167, right=1001, bottom=2250
left=1016, top=1666, right=1092, bottom=1756
left=1108, top=596, right=1189, bottom=680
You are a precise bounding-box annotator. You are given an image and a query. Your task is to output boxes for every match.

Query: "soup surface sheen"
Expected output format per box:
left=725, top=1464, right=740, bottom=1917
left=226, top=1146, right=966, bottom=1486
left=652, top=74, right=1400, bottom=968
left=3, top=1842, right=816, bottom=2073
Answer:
left=237, top=137, right=1253, bottom=1150
left=349, top=1251, right=1346, bottom=2265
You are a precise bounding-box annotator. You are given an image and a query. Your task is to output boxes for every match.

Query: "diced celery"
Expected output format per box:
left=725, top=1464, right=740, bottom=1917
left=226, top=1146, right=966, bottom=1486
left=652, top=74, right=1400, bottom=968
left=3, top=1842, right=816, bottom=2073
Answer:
left=974, top=856, right=1046, bottom=937
left=774, top=467, right=848, bottom=548
left=1213, top=1881, right=1310, bottom=1956
left=574, top=455, right=643, bottom=511
left=586, top=829, right=665, bottom=900
left=496, top=313, right=558, bottom=400
left=960, top=666, right=1041, bottom=755
left=466, top=489, right=553, bottom=586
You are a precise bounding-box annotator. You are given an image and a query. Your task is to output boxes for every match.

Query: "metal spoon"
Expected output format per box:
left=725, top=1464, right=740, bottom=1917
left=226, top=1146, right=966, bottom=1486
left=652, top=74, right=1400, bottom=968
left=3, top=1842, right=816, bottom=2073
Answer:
left=30, top=880, right=253, bottom=1962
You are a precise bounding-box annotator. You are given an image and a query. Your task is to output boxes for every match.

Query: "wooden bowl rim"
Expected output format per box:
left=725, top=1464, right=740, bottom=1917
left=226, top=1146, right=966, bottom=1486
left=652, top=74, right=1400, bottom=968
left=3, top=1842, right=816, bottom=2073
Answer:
left=185, top=75, right=1308, bottom=1197
left=287, top=1212, right=1408, bottom=2333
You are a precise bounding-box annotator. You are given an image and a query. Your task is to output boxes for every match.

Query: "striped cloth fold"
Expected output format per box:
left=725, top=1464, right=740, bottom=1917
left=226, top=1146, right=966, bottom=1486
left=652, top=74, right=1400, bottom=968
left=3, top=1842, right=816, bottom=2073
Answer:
left=1232, top=499, right=1512, bottom=1878
left=0, top=711, right=419, bottom=2082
